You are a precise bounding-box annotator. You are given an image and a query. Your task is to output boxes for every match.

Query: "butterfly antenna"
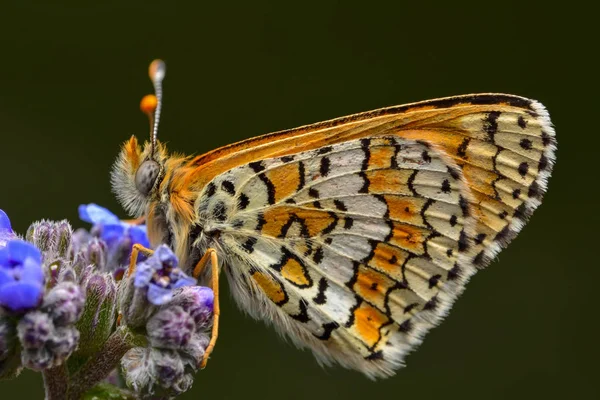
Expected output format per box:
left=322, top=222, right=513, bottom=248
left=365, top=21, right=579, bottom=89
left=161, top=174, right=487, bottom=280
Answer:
left=140, top=59, right=166, bottom=157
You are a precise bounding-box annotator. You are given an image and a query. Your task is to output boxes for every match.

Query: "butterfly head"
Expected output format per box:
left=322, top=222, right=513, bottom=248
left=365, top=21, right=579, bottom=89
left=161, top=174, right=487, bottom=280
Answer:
left=111, top=60, right=169, bottom=217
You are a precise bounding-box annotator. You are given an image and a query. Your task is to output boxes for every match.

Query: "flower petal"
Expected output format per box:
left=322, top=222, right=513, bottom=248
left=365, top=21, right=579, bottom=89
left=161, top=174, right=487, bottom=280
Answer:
left=0, top=267, right=14, bottom=286
left=147, top=284, right=174, bottom=305
left=172, top=273, right=196, bottom=289
left=101, top=224, right=126, bottom=243
left=155, top=245, right=178, bottom=268
left=0, top=281, right=43, bottom=311
left=192, top=286, right=214, bottom=309
left=133, top=263, right=155, bottom=288
left=7, top=240, right=42, bottom=264
left=20, top=257, right=44, bottom=285
left=129, top=226, right=150, bottom=248
left=0, top=209, right=11, bottom=231
left=79, top=204, right=120, bottom=225
left=0, top=247, right=9, bottom=265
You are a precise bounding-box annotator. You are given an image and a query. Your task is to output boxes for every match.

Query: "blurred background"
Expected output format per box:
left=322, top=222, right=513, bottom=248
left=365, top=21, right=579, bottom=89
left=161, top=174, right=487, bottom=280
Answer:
left=1, top=1, right=597, bottom=399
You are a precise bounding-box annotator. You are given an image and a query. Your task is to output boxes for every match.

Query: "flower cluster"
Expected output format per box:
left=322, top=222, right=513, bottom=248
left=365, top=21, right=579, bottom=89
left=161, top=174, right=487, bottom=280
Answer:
left=121, top=285, right=213, bottom=396
left=0, top=206, right=214, bottom=399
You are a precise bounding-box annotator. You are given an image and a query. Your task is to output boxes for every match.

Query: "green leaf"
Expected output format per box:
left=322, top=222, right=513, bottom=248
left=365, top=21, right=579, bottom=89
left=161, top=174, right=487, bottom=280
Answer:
left=82, top=383, right=137, bottom=400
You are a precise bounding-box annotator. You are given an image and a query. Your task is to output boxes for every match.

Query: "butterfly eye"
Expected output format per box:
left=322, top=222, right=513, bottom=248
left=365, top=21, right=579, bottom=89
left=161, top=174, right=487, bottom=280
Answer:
left=135, top=160, right=160, bottom=195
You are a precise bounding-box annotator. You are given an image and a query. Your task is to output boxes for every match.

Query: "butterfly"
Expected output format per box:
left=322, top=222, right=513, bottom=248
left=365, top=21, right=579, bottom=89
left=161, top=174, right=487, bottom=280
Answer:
left=112, top=60, right=556, bottom=378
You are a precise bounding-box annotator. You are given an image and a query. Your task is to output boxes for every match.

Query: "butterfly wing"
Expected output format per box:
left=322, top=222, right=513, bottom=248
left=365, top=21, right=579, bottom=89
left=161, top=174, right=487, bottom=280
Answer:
left=187, top=94, right=555, bottom=377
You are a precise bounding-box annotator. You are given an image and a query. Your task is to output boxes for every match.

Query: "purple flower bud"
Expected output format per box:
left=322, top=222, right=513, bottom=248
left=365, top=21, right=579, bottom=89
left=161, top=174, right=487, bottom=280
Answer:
left=17, top=311, right=53, bottom=349
left=181, top=334, right=209, bottom=365
left=53, top=220, right=72, bottom=258
left=147, top=306, right=195, bottom=349
left=84, top=239, right=108, bottom=271
left=169, top=286, right=214, bottom=331
left=58, top=266, right=77, bottom=283
left=17, top=312, right=81, bottom=370
left=21, top=347, right=53, bottom=371
left=121, top=347, right=152, bottom=392
left=76, top=273, right=117, bottom=356
left=70, top=228, right=92, bottom=257
left=151, top=349, right=185, bottom=389
left=26, top=221, right=52, bottom=253
left=47, top=327, right=79, bottom=360
left=42, top=282, right=85, bottom=326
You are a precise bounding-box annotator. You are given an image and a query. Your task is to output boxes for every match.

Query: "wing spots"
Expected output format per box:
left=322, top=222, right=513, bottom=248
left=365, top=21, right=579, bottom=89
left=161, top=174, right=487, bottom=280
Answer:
left=291, top=300, right=309, bottom=322
left=368, top=145, right=395, bottom=169
left=421, top=150, right=432, bottom=163
left=249, top=161, right=265, bottom=173
left=352, top=266, right=396, bottom=311
left=518, top=162, right=529, bottom=177
left=388, top=222, right=428, bottom=254
left=315, top=321, right=340, bottom=340
left=257, top=173, right=276, bottom=204
left=457, top=137, right=470, bottom=158
left=251, top=270, right=287, bottom=306
left=334, top=199, right=347, bottom=211
left=313, top=278, right=328, bottom=304
left=308, top=188, right=319, bottom=198
left=320, top=157, right=331, bottom=177
left=221, top=180, right=235, bottom=195
left=313, top=247, right=324, bottom=264
left=517, top=115, right=528, bottom=129
left=280, top=155, right=294, bottom=163
left=351, top=302, right=389, bottom=348
left=205, top=182, right=216, bottom=197
left=241, top=237, right=257, bottom=253
left=441, top=179, right=451, bottom=194
left=298, top=161, right=306, bottom=190
left=483, top=111, right=501, bottom=139
left=358, top=171, right=370, bottom=194
left=266, top=162, right=301, bottom=203
left=213, top=201, right=227, bottom=222
left=360, top=138, right=371, bottom=171
left=238, top=193, right=250, bottom=210
left=520, top=138, right=533, bottom=150
left=447, top=263, right=462, bottom=281
left=385, top=196, right=427, bottom=227
left=458, top=230, right=469, bottom=252
left=317, top=145, right=333, bottom=154
left=474, top=233, right=487, bottom=245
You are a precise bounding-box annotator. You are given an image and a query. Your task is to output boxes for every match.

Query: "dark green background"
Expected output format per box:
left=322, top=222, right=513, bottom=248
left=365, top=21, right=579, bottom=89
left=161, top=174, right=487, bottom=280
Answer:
left=1, top=1, right=597, bottom=399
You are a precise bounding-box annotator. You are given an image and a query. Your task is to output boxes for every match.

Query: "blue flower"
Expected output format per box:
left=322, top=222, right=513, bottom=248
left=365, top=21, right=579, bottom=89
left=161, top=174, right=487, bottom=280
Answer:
left=0, top=209, right=16, bottom=248
left=134, top=245, right=196, bottom=305
left=78, top=204, right=150, bottom=268
left=0, top=240, right=45, bottom=312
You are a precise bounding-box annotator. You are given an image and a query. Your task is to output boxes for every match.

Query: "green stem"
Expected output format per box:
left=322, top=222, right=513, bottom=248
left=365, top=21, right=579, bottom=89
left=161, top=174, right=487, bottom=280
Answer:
left=68, top=326, right=138, bottom=400
left=43, top=364, right=69, bottom=400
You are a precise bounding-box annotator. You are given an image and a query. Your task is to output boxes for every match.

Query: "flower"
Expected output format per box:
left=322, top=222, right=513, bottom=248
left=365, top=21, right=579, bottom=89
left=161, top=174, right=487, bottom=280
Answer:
left=0, top=209, right=16, bottom=249
left=78, top=203, right=150, bottom=269
left=134, top=245, right=196, bottom=305
left=0, top=240, right=45, bottom=312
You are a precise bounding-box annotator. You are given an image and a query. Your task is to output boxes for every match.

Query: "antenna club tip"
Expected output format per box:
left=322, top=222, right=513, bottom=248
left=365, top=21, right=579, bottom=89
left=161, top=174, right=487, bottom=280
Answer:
left=149, top=59, right=166, bottom=82
left=140, top=94, right=158, bottom=115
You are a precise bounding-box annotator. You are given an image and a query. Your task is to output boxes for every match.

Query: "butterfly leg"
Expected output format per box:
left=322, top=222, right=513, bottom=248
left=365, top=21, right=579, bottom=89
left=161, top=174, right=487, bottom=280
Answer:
left=127, top=243, right=154, bottom=277
left=193, top=248, right=220, bottom=369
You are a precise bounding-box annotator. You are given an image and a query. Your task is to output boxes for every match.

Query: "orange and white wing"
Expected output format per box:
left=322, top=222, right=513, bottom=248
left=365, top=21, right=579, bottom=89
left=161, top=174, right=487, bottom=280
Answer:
left=188, top=94, right=555, bottom=377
